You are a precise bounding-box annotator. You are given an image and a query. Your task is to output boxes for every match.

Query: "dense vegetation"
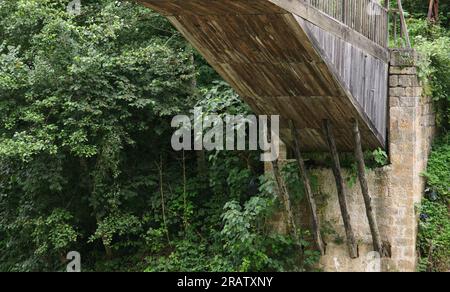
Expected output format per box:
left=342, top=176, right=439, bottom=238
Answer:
left=400, top=0, right=450, bottom=273
left=0, top=0, right=306, bottom=272
left=0, top=0, right=448, bottom=272
left=419, top=134, right=450, bottom=272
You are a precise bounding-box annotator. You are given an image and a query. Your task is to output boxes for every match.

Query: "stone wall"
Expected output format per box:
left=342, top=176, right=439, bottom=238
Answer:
left=269, top=49, right=435, bottom=272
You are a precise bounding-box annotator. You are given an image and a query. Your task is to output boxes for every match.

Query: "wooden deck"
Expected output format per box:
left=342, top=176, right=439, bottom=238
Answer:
left=138, top=0, right=390, bottom=151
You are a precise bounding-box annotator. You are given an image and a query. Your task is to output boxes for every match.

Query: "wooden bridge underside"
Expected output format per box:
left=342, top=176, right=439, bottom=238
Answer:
left=140, top=0, right=389, bottom=151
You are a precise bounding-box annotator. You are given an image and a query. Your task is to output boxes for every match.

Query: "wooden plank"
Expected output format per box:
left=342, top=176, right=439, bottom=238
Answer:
left=140, top=0, right=286, bottom=15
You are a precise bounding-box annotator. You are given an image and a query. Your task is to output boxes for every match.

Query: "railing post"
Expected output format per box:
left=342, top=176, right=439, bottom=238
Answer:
left=397, top=0, right=411, bottom=48
left=385, top=0, right=390, bottom=47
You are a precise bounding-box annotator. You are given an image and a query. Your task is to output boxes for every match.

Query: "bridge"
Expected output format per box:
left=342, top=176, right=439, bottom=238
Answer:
left=137, top=1, right=434, bottom=271
left=139, top=0, right=390, bottom=151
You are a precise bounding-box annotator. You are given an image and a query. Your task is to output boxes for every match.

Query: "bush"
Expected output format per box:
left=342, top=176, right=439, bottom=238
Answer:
left=418, top=199, right=450, bottom=272
left=419, top=135, right=450, bottom=272
left=409, top=19, right=450, bottom=130
left=423, top=135, right=450, bottom=200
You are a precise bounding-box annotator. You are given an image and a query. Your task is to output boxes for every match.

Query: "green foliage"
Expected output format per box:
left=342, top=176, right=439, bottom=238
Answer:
left=406, top=7, right=450, bottom=273
left=423, top=134, right=450, bottom=200
left=0, top=0, right=318, bottom=272
left=280, top=162, right=308, bottom=201
left=145, top=234, right=222, bottom=272
left=408, top=19, right=450, bottom=130
left=0, top=0, right=202, bottom=271
left=1, top=0, right=445, bottom=273
left=402, top=0, right=449, bottom=28
left=197, top=81, right=251, bottom=116
left=143, top=194, right=306, bottom=272
left=89, top=212, right=142, bottom=248
left=372, top=148, right=389, bottom=167
left=142, top=161, right=323, bottom=272
left=32, top=209, right=78, bottom=256
left=418, top=199, right=450, bottom=272
left=418, top=135, right=450, bottom=272
left=221, top=197, right=276, bottom=272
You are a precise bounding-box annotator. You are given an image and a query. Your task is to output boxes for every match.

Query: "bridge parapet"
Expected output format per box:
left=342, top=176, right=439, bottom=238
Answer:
left=305, top=0, right=389, bottom=48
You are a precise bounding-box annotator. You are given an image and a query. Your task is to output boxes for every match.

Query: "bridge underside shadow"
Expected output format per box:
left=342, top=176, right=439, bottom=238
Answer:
left=140, top=0, right=389, bottom=151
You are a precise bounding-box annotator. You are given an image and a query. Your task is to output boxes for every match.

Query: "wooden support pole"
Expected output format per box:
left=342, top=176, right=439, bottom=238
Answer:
left=428, top=0, right=435, bottom=21
left=267, top=117, right=296, bottom=237
left=289, top=120, right=326, bottom=255
left=268, top=115, right=304, bottom=269
left=393, top=12, right=398, bottom=46
left=323, top=120, right=358, bottom=259
left=271, top=159, right=298, bottom=239
left=427, top=0, right=439, bottom=22
left=397, top=0, right=411, bottom=48
left=352, top=119, right=385, bottom=256
left=271, top=159, right=305, bottom=269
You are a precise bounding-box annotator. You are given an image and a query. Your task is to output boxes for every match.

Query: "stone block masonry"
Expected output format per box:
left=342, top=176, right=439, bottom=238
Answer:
left=267, top=49, right=435, bottom=272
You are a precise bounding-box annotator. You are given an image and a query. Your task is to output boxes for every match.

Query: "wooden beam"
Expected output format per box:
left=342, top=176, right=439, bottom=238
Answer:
left=323, top=119, right=358, bottom=259
left=289, top=120, right=326, bottom=255
left=352, top=119, right=385, bottom=256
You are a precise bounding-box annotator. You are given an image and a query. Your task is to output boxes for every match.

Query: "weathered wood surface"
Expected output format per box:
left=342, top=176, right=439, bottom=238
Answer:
left=299, top=18, right=388, bottom=142
left=352, top=119, right=384, bottom=256
left=271, top=158, right=305, bottom=267
left=304, top=0, right=389, bottom=48
left=323, top=119, right=358, bottom=258
left=289, top=120, right=325, bottom=255
left=397, top=0, right=412, bottom=48
left=138, top=0, right=389, bottom=151
left=270, top=0, right=389, bottom=61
